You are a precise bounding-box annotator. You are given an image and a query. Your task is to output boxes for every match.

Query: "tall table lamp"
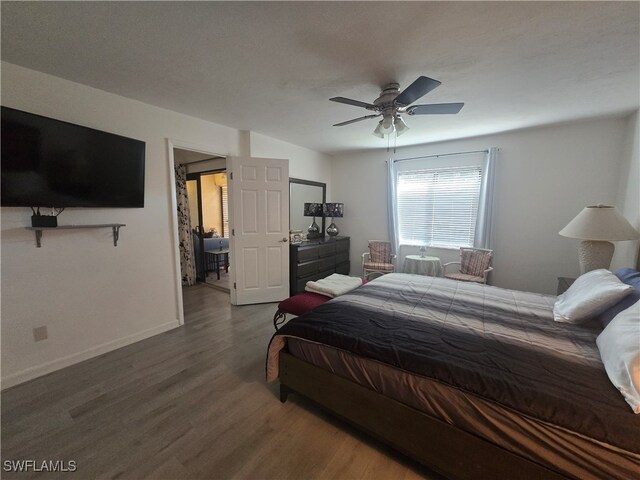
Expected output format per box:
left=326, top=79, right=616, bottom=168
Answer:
left=303, top=203, right=323, bottom=239
left=323, top=203, right=344, bottom=237
left=559, top=204, right=640, bottom=274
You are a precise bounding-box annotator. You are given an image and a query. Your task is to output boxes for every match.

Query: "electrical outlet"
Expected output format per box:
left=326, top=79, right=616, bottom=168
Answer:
left=33, top=326, right=48, bottom=342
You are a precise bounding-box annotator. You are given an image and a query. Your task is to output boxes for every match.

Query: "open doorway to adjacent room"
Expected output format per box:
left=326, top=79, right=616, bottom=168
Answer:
left=187, top=170, right=230, bottom=292
left=173, top=147, right=231, bottom=294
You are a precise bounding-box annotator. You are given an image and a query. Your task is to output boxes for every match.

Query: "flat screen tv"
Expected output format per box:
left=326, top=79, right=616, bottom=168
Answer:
left=1, top=107, right=145, bottom=208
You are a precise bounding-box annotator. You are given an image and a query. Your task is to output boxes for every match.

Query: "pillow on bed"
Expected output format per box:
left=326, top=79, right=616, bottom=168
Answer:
left=599, top=268, right=640, bottom=329
left=553, top=269, right=633, bottom=323
left=596, top=302, right=640, bottom=413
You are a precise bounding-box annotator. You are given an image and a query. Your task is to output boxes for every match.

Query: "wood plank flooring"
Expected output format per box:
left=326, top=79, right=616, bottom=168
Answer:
left=1, top=285, right=439, bottom=479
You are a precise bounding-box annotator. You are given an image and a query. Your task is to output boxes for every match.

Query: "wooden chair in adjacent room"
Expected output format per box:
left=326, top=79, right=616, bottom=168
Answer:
left=362, top=240, right=396, bottom=280
left=443, top=247, right=494, bottom=284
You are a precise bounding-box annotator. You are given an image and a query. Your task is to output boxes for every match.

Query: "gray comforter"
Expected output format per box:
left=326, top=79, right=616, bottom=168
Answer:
left=267, top=273, right=639, bottom=453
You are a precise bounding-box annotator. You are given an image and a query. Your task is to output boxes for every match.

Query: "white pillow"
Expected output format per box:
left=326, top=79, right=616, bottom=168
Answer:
left=596, top=302, right=640, bottom=413
left=553, top=269, right=633, bottom=323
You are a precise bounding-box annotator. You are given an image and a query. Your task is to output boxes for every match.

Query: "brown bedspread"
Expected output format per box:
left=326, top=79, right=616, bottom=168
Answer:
left=267, top=273, right=640, bottom=454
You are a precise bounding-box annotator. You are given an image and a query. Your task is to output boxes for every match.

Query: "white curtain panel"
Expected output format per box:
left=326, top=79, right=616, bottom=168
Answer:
left=474, top=147, right=498, bottom=250
left=386, top=159, right=399, bottom=256
left=175, top=164, right=197, bottom=286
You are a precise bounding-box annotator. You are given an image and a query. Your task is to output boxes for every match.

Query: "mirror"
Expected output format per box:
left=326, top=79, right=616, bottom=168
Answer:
left=290, top=178, right=326, bottom=236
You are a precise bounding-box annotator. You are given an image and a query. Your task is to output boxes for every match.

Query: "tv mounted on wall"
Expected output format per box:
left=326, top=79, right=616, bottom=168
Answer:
left=1, top=106, right=145, bottom=208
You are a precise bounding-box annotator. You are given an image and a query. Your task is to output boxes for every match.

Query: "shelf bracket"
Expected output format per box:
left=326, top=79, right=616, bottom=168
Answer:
left=112, top=225, right=121, bottom=247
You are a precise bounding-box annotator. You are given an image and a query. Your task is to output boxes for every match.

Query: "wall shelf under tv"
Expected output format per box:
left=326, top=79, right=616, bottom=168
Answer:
left=25, top=224, right=126, bottom=248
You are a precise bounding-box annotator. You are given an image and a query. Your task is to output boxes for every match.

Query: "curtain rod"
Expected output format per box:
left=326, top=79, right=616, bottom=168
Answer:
left=393, top=149, right=488, bottom=163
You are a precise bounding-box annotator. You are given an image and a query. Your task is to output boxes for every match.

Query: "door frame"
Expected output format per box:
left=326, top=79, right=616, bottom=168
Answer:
left=167, top=139, right=227, bottom=326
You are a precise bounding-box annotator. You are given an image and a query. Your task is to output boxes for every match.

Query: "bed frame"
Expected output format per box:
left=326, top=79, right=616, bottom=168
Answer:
left=279, top=351, right=569, bottom=480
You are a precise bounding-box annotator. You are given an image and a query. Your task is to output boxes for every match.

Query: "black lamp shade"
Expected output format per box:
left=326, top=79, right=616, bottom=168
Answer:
left=304, top=202, right=323, bottom=217
left=323, top=203, right=344, bottom=218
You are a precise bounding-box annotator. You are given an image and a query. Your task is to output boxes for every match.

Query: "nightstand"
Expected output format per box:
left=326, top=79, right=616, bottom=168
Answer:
left=557, top=277, right=576, bottom=295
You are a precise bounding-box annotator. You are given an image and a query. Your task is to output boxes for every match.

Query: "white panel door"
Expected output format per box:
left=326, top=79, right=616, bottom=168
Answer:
left=228, top=156, right=289, bottom=305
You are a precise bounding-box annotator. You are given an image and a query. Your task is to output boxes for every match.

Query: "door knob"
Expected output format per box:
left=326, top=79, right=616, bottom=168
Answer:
left=280, top=237, right=288, bottom=243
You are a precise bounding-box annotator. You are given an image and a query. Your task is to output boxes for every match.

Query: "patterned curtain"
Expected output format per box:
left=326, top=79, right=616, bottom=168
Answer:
left=175, top=164, right=196, bottom=286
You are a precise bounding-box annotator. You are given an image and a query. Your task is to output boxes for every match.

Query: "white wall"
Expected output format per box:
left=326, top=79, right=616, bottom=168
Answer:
left=250, top=132, right=333, bottom=200
left=0, top=63, right=240, bottom=387
left=611, top=111, right=640, bottom=270
left=332, top=116, right=631, bottom=294
left=0, top=63, right=330, bottom=387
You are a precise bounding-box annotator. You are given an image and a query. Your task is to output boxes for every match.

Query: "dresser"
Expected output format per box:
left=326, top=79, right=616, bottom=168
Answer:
left=289, top=236, right=350, bottom=295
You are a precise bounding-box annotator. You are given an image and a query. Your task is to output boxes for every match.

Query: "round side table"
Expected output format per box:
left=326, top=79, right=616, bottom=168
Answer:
left=402, top=255, right=442, bottom=277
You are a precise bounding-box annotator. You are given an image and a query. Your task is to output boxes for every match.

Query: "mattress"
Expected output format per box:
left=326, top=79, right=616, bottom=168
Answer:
left=286, top=338, right=639, bottom=480
left=267, top=273, right=640, bottom=478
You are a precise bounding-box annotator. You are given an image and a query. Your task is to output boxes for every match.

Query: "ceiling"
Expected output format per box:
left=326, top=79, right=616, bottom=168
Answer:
left=2, top=2, right=638, bottom=154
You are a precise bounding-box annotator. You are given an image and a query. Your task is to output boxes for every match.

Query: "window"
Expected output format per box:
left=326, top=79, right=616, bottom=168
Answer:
left=221, top=185, right=229, bottom=237
left=397, top=166, right=482, bottom=248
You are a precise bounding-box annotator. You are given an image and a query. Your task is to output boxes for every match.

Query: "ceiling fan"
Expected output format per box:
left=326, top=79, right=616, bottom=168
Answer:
left=330, top=76, right=464, bottom=138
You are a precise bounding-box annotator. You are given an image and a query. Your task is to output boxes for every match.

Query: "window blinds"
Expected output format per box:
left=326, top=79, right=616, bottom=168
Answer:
left=221, top=185, right=229, bottom=238
left=397, top=166, right=482, bottom=248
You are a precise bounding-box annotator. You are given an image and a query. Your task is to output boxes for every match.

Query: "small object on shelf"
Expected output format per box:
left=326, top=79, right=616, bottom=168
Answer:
left=31, top=214, right=57, bottom=228
left=30, top=206, right=64, bottom=228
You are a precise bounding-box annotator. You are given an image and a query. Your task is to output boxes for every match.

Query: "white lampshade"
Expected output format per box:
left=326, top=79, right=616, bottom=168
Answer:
left=394, top=115, right=409, bottom=136
left=379, top=115, right=395, bottom=134
left=559, top=205, right=640, bottom=241
left=372, top=122, right=385, bottom=138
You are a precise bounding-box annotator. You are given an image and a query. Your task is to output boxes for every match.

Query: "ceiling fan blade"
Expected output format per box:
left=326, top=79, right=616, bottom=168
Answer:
left=329, top=97, right=377, bottom=110
left=407, top=103, right=464, bottom=115
left=333, top=114, right=380, bottom=127
left=395, top=76, right=441, bottom=106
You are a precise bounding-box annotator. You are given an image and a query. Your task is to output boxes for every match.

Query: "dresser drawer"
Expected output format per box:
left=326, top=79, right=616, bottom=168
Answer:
left=297, top=260, right=319, bottom=278
left=318, top=269, right=335, bottom=281
left=319, top=256, right=335, bottom=271
left=318, top=243, right=336, bottom=258
left=297, top=246, right=318, bottom=263
left=336, top=261, right=350, bottom=275
left=335, top=251, right=349, bottom=264
left=295, top=272, right=326, bottom=294
left=335, top=238, right=350, bottom=253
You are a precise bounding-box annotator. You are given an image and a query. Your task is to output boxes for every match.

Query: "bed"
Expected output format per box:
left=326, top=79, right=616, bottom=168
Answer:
left=266, top=273, right=640, bottom=480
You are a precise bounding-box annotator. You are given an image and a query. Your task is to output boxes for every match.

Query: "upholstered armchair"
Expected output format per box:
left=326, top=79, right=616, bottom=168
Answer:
left=362, top=240, right=396, bottom=280
left=443, top=248, right=494, bottom=284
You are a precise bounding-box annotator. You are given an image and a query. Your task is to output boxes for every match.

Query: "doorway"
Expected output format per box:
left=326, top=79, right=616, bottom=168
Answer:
left=187, top=170, right=230, bottom=292
left=172, top=145, right=230, bottom=300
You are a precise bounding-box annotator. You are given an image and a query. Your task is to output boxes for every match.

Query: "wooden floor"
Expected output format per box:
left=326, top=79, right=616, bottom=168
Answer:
left=1, top=285, right=439, bottom=479
left=204, top=270, right=231, bottom=292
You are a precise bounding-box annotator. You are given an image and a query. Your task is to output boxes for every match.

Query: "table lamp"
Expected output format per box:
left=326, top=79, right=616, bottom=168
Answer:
left=559, top=205, right=640, bottom=274
left=323, top=203, right=344, bottom=237
left=304, top=203, right=323, bottom=239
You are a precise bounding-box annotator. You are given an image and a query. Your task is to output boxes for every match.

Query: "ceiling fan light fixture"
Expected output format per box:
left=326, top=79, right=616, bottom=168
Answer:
left=372, top=122, right=385, bottom=138
left=380, top=114, right=395, bottom=134
left=394, top=116, right=409, bottom=136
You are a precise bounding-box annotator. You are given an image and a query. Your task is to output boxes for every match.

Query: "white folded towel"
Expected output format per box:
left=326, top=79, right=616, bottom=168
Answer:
left=305, top=273, right=362, bottom=298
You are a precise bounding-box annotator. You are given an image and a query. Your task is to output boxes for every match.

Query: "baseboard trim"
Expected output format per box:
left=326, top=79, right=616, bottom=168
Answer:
left=1, top=319, right=181, bottom=390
